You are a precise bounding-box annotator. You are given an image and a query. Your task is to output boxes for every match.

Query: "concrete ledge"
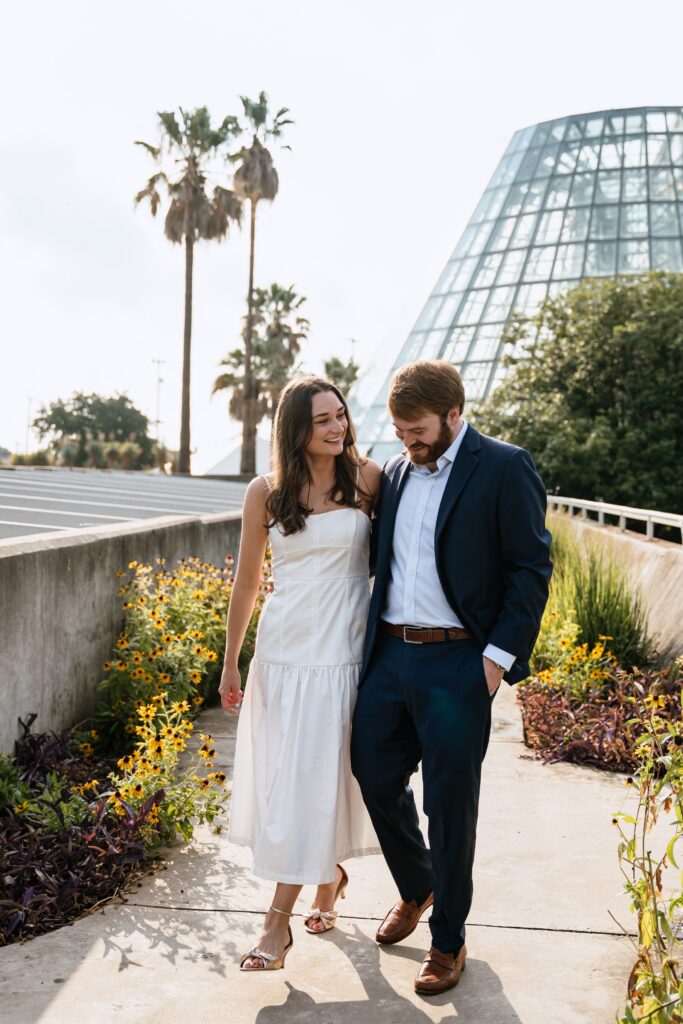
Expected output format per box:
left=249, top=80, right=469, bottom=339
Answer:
left=0, top=512, right=242, bottom=755
left=554, top=512, right=683, bottom=659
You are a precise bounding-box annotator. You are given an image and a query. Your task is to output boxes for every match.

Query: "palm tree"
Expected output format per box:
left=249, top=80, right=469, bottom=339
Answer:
left=324, top=355, right=360, bottom=397
left=135, top=107, right=242, bottom=474
left=212, top=283, right=309, bottom=440
left=231, top=92, right=293, bottom=473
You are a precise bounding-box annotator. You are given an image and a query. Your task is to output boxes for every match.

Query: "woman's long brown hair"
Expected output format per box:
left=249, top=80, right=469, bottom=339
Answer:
left=266, top=376, right=368, bottom=535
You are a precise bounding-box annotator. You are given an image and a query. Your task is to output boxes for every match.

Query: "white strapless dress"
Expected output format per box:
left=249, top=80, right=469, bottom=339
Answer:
left=228, top=506, right=380, bottom=884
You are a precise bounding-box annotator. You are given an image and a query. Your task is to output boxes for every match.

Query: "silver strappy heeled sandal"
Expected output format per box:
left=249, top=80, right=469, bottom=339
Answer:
left=239, top=906, right=294, bottom=971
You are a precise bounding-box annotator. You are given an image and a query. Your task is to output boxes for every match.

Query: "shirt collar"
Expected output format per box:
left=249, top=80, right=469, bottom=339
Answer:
left=411, top=419, right=468, bottom=476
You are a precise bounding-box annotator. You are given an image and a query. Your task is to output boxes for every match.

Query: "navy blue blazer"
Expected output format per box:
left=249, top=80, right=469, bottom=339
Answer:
left=362, top=424, right=553, bottom=686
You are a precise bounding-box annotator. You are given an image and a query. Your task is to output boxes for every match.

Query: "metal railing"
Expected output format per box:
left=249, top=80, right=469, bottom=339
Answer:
left=547, top=495, right=683, bottom=543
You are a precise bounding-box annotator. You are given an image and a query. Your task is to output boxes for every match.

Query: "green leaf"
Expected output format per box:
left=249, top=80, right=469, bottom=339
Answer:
left=639, top=908, right=657, bottom=949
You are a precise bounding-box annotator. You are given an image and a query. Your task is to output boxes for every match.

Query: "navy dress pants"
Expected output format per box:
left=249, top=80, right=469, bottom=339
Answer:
left=351, top=632, right=494, bottom=954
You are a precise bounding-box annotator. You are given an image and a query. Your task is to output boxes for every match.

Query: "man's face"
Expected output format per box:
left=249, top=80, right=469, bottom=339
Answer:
left=391, top=408, right=462, bottom=466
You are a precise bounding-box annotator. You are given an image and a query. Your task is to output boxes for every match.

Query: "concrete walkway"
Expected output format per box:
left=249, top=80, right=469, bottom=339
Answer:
left=0, top=686, right=637, bottom=1023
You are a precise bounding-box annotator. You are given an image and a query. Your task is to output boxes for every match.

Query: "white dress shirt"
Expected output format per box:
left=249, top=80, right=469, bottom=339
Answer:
left=383, top=420, right=515, bottom=671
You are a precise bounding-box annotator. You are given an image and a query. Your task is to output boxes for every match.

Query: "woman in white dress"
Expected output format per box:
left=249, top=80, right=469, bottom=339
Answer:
left=218, top=376, right=381, bottom=971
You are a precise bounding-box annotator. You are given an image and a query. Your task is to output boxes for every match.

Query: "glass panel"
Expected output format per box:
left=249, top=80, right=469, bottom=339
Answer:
left=434, top=261, right=460, bottom=294
left=536, top=144, right=559, bottom=177
left=449, top=257, right=478, bottom=291
left=552, top=243, right=585, bottom=279
left=456, top=290, right=489, bottom=325
left=470, top=325, right=503, bottom=361
left=555, top=143, right=578, bottom=175
left=522, top=180, right=548, bottom=212
left=650, top=203, right=679, bottom=236
left=497, top=248, right=526, bottom=284
left=618, top=240, right=649, bottom=272
left=674, top=168, right=683, bottom=198
left=599, top=140, right=622, bottom=170
left=461, top=362, right=493, bottom=398
left=669, top=134, right=683, bottom=165
left=523, top=246, right=556, bottom=281
left=472, top=253, right=503, bottom=288
left=651, top=238, right=683, bottom=272
left=468, top=222, right=494, bottom=256
left=589, top=205, right=619, bottom=239
left=482, top=286, right=515, bottom=322
left=545, top=176, right=571, bottom=208
left=584, top=241, right=617, bottom=276
left=469, top=190, right=494, bottom=224
left=550, top=120, right=567, bottom=141
left=536, top=209, right=564, bottom=244
left=666, top=110, right=683, bottom=132
left=646, top=111, right=667, bottom=133
left=560, top=206, right=591, bottom=241
left=605, top=113, right=624, bottom=135
left=622, top=169, right=647, bottom=201
left=420, top=330, right=449, bottom=358
left=513, top=282, right=547, bottom=314
left=576, top=142, right=601, bottom=172
left=532, top=124, right=551, bottom=147
left=397, top=333, right=430, bottom=364
left=568, top=172, right=595, bottom=206
left=510, top=212, right=538, bottom=246
left=594, top=171, right=621, bottom=204
left=414, top=296, right=442, bottom=331
left=565, top=121, right=583, bottom=141
left=623, top=136, right=647, bottom=167
left=502, top=183, right=527, bottom=217
left=486, top=186, right=509, bottom=220
left=515, top=147, right=541, bottom=181
left=442, top=327, right=475, bottom=363
left=585, top=116, right=604, bottom=137
left=625, top=113, right=645, bottom=134
left=620, top=203, right=649, bottom=237
left=649, top=168, right=676, bottom=200
left=433, top=294, right=463, bottom=328
left=358, top=406, right=385, bottom=443
left=452, top=224, right=477, bottom=257
left=487, top=217, right=516, bottom=251
left=647, top=134, right=671, bottom=167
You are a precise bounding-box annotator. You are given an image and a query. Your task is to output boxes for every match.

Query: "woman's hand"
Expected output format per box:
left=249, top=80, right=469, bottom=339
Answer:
left=218, top=664, right=243, bottom=716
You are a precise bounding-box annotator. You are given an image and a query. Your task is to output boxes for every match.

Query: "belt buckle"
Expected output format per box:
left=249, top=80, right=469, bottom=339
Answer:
left=403, top=625, right=424, bottom=644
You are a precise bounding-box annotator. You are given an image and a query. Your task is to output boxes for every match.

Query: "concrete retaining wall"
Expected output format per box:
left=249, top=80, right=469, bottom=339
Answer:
left=553, top=512, right=683, bottom=660
left=0, top=513, right=242, bottom=756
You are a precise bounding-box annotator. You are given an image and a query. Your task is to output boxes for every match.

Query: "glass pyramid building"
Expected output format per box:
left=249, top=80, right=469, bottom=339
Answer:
left=356, top=106, right=683, bottom=462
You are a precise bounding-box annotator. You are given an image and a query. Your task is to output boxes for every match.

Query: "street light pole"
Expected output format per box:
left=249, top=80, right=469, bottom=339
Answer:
left=152, top=359, right=165, bottom=444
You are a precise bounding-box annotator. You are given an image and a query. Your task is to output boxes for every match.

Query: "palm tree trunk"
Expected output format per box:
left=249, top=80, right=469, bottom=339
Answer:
left=240, top=198, right=258, bottom=475
left=179, top=232, right=193, bottom=475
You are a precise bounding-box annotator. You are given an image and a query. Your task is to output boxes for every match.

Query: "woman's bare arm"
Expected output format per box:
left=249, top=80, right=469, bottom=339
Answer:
left=218, top=477, right=269, bottom=709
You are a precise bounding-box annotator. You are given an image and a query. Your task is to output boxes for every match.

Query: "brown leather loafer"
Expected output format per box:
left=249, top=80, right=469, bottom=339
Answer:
left=375, top=891, right=434, bottom=944
left=414, top=944, right=467, bottom=995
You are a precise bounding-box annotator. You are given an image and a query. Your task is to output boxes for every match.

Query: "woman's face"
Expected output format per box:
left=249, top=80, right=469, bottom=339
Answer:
left=305, top=390, right=348, bottom=458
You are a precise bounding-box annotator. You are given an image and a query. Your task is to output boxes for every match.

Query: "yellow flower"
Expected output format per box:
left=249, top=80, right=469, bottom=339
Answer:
left=116, top=571, right=126, bottom=578
left=137, top=705, right=156, bottom=722
left=159, top=673, right=171, bottom=683
left=115, top=660, right=127, bottom=671
left=190, top=671, right=202, bottom=684
left=128, top=561, right=138, bottom=569
left=193, top=696, right=205, bottom=706
left=103, top=662, right=112, bottom=673
left=162, top=633, right=174, bottom=645
left=116, top=637, right=129, bottom=650
left=172, top=700, right=190, bottom=714
left=117, top=755, right=134, bottom=771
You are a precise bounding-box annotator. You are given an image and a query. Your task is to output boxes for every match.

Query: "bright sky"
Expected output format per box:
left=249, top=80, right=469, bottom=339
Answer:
left=2, top=0, right=682, bottom=472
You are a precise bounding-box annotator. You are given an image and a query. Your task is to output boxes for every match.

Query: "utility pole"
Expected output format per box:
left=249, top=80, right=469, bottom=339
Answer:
left=152, top=359, right=165, bottom=444
left=25, top=397, right=32, bottom=454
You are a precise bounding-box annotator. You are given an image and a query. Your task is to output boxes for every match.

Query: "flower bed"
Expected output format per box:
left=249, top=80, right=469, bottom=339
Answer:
left=0, top=552, right=269, bottom=945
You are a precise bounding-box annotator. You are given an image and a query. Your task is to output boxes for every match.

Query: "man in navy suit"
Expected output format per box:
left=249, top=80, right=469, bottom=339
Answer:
left=351, top=359, right=552, bottom=995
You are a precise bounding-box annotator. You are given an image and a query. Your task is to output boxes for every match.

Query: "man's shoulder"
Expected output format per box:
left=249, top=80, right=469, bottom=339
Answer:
left=382, top=452, right=407, bottom=478
left=476, top=428, right=526, bottom=462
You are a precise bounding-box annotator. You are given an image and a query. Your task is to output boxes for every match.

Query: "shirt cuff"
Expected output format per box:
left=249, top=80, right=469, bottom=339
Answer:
left=482, top=644, right=516, bottom=672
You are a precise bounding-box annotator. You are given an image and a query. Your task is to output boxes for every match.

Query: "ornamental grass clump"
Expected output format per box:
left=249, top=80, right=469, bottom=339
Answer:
left=613, top=664, right=683, bottom=1023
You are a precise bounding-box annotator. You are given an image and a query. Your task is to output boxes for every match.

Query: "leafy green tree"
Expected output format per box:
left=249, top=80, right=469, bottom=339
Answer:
left=135, top=107, right=242, bottom=474
left=324, top=355, right=360, bottom=396
left=213, top=284, right=309, bottom=434
left=32, top=393, right=159, bottom=469
left=476, top=273, right=683, bottom=512
left=231, top=92, right=293, bottom=473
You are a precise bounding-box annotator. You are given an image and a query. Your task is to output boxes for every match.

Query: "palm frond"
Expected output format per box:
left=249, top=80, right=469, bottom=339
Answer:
left=158, top=110, right=182, bottom=146
left=134, top=140, right=161, bottom=160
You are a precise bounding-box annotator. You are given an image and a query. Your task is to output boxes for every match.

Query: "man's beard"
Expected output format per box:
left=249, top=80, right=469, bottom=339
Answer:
left=405, top=416, right=453, bottom=465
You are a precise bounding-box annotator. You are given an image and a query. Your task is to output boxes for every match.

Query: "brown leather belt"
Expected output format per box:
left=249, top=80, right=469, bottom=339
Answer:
left=380, top=620, right=473, bottom=644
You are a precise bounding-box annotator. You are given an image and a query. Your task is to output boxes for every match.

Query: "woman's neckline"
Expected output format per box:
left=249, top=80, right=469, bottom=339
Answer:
left=307, top=507, right=370, bottom=521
